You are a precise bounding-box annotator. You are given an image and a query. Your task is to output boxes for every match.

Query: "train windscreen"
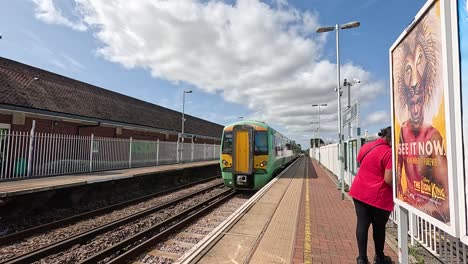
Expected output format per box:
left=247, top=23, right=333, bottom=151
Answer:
left=222, top=132, right=233, bottom=154
left=254, top=131, right=268, bottom=155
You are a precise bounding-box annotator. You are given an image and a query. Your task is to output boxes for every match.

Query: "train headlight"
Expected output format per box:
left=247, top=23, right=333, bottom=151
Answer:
left=260, top=161, right=267, bottom=167
left=222, top=159, right=228, bottom=165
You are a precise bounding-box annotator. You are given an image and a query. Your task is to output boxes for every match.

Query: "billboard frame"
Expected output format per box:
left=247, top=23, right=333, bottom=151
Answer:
left=389, top=0, right=459, bottom=236
left=452, top=0, right=468, bottom=244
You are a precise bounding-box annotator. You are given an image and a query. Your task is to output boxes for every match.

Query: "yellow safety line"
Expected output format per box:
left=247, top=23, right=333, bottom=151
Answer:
left=304, top=159, right=312, bottom=264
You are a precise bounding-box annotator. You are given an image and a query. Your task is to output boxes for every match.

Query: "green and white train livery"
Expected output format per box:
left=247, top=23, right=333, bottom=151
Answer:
left=220, top=120, right=300, bottom=190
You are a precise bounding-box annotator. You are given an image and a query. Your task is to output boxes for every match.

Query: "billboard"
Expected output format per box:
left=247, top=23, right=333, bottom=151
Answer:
left=391, top=0, right=453, bottom=229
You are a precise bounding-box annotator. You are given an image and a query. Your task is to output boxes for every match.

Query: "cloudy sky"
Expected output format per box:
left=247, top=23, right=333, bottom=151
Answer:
left=2, top=0, right=426, bottom=148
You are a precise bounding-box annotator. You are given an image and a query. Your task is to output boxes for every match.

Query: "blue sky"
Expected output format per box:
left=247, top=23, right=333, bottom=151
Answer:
left=1, top=0, right=427, bottom=148
left=460, top=0, right=468, bottom=167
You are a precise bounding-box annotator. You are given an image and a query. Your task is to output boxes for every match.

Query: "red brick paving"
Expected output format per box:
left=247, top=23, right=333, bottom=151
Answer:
left=293, top=157, right=397, bottom=264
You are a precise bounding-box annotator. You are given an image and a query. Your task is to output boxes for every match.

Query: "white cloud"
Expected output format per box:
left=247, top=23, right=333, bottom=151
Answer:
left=32, top=0, right=389, bottom=147
left=32, top=0, right=87, bottom=31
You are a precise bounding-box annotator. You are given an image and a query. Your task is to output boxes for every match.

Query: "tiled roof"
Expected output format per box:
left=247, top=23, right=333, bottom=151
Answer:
left=0, top=57, right=223, bottom=138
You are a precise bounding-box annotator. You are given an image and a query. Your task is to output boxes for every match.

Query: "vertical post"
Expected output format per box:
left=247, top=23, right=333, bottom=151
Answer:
left=1, top=129, right=8, bottom=179
left=191, top=142, right=194, bottom=162
left=27, top=120, right=36, bottom=177
left=335, top=24, right=345, bottom=199
left=156, top=139, right=159, bottom=166
left=204, top=143, right=206, bottom=160
left=347, top=81, right=351, bottom=139
left=181, top=89, right=193, bottom=162
left=318, top=105, right=322, bottom=164
left=213, top=142, right=215, bottom=160
left=356, top=101, right=360, bottom=136
left=410, top=211, right=417, bottom=246
left=176, top=141, right=180, bottom=163
left=312, top=127, right=316, bottom=158
left=89, top=134, right=94, bottom=172
left=398, top=205, right=409, bottom=263
left=129, top=137, right=132, bottom=168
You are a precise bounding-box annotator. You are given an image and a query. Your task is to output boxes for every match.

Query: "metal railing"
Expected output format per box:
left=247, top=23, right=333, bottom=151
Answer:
left=389, top=209, right=468, bottom=263
left=314, top=146, right=468, bottom=263
left=0, top=130, right=220, bottom=181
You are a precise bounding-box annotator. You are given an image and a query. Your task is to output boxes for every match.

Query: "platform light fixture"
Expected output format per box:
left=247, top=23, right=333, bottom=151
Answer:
left=311, top=103, right=327, bottom=164
left=316, top=21, right=360, bottom=200
left=180, top=89, right=192, bottom=163
left=310, top=121, right=319, bottom=155
left=343, top=78, right=361, bottom=139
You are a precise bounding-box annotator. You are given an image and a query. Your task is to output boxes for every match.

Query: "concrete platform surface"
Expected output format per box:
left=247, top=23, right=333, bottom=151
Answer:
left=189, top=156, right=398, bottom=264
left=0, top=160, right=218, bottom=197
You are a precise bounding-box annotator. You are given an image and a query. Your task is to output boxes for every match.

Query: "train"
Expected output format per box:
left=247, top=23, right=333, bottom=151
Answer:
left=220, top=120, right=301, bottom=190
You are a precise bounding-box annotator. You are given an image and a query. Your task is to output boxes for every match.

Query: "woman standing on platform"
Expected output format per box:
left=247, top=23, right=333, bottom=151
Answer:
left=349, top=126, right=394, bottom=264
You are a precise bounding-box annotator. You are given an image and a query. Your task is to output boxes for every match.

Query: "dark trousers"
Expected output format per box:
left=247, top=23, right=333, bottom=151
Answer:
left=353, top=198, right=391, bottom=258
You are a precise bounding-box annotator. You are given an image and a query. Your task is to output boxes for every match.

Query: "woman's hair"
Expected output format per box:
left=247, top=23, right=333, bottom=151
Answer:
left=378, top=126, right=392, bottom=141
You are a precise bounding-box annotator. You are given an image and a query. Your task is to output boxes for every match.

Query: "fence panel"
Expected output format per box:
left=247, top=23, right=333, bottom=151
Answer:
left=193, top=144, right=206, bottom=162
left=0, top=130, right=219, bottom=181
left=131, top=139, right=157, bottom=168
left=180, top=142, right=192, bottom=163
left=158, top=141, right=178, bottom=165
left=92, top=137, right=130, bottom=171
left=0, top=131, right=30, bottom=180
left=34, top=134, right=92, bottom=177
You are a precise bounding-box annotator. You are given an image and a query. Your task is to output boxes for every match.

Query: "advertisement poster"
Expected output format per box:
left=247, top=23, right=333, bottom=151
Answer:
left=458, top=0, right=468, bottom=233
left=392, top=1, right=450, bottom=224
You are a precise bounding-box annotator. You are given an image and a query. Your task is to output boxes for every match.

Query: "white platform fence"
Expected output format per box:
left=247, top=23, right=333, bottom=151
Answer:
left=313, top=144, right=468, bottom=263
left=0, top=130, right=220, bottom=181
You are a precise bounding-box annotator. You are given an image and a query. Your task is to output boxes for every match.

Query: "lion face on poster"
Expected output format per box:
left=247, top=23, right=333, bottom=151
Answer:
left=393, top=11, right=442, bottom=125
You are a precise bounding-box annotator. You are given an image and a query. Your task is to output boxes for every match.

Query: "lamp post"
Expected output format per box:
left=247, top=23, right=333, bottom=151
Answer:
left=181, top=90, right=192, bottom=163
left=343, top=78, right=360, bottom=139
left=312, top=103, right=327, bottom=164
left=316, top=21, right=360, bottom=200
left=310, top=121, right=319, bottom=159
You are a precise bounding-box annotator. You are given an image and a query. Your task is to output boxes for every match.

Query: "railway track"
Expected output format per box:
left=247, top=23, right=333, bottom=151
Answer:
left=136, top=194, right=250, bottom=264
left=0, top=180, right=225, bottom=264
left=81, top=189, right=237, bottom=264
left=0, top=176, right=220, bottom=247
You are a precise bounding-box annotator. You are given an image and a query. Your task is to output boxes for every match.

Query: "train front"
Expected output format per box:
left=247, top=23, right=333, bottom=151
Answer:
left=220, top=122, right=270, bottom=190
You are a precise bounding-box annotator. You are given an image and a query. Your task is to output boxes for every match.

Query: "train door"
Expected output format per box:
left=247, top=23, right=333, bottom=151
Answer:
left=232, top=125, right=254, bottom=188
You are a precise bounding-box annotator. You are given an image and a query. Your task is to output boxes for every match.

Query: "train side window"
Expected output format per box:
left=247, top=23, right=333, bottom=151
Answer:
left=343, top=142, right=348, bottom=170
left=222, top=132, right=233, bottom=154
left=254, top=131, right=268, bottom=155
left=351, top=140, right=357, bottom=174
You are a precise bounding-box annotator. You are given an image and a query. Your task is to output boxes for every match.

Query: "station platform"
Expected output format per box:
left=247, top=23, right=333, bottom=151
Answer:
left=0, top=160, right=218, bottom=197
left=181, top=156, right=397, bottom=264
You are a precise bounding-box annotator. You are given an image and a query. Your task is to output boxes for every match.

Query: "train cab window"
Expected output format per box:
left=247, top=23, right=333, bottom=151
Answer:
left=222, top=132, right=233, bottom=154
left=254, top=131, right=268, bottom=155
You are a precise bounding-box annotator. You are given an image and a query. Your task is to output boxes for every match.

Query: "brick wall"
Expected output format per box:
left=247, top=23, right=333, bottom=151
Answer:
left=0, top=113, right=11, bottom=124
left=1, top=113, right=219, bottom=143
left=10, top=117, right=80, bottom=134
left=119, top=129, right=167, bottom=141
left=78, top=126, right=115, bottom=137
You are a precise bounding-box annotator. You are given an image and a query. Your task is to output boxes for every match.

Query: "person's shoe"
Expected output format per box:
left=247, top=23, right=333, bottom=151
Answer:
left=373, top=255, right=393, bottom=264
left=357, top=256, right=369, bottom=264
